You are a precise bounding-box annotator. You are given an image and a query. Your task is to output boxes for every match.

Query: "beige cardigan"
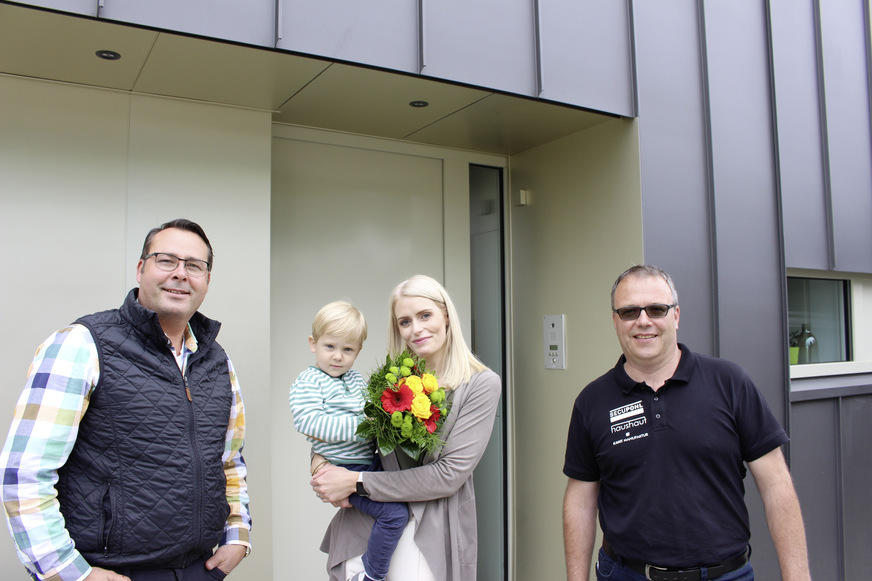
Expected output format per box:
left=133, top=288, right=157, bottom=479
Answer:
left=320, top=369, right=502, bottom=581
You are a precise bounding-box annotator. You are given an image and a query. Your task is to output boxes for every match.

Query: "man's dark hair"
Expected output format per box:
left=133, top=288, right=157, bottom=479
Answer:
left=140, top=218, right=214, bottom=269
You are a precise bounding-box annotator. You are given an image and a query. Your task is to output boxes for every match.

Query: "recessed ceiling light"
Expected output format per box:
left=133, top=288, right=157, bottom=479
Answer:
left=96, top=50, right=121, bottom=61
left=409, top=100, right=429, bottom=108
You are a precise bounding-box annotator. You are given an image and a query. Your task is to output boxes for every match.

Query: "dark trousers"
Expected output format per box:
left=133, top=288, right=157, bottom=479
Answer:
left=342, top=459, right=410, bottom=580
left=112, top=553, right=227, bottom=581
left=596, top=548, right=755, bottom=581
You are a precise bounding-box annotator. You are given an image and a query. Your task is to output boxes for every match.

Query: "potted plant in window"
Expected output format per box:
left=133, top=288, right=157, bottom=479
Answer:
left=788, top=329, right=801, bottom=365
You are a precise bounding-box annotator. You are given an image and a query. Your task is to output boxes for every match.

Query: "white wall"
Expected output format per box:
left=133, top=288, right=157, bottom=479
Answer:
left=508, top=118, right=643, bottom=581
left=0, top=75, right=273, bottom=580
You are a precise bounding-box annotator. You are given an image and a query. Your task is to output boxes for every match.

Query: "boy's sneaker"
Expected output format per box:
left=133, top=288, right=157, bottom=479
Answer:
left=349, top=573, right=377, bottom=581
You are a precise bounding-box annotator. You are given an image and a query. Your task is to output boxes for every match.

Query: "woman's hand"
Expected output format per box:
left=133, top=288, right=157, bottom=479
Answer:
left=311, top=463, right=357, bottom=507
left=310, top=453, right=330, bottom=476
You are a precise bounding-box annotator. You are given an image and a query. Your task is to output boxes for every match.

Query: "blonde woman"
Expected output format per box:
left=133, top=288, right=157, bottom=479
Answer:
left=311, top=275, right=502, bottom=581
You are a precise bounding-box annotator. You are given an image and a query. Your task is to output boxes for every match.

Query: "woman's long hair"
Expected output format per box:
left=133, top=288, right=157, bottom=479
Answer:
left=387, top=275, right=487, bottom=389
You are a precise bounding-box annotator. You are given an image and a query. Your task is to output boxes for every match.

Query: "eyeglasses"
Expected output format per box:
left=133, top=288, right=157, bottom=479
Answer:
left=144, top=252, right=210, bottom=277
left=613, top=303, right=676, bottom=321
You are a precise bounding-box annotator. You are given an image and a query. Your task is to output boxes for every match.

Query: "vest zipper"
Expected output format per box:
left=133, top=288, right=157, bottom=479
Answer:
left=182, top=366, right=205, bottom=558
left=102, top=481, right=113, bottom=556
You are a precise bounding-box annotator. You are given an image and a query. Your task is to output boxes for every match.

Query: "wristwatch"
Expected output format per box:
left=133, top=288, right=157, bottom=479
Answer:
left=356, top=472, right=369, bottom=497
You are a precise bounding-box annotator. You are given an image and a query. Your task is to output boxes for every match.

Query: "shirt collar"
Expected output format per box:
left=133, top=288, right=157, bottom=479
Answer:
left=614, top=343, right=694, bottom=394
left=309, top=365, right=353, bottom=387
left=183, top=323, right=199, bottom=354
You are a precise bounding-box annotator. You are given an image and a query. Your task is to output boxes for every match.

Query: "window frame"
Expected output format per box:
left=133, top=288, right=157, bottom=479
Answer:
left=788, top=269, right=872, bottom=380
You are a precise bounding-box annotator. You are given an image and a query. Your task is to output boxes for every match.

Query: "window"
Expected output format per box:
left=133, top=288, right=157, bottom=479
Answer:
left=787, top=277, right=851, bottom=364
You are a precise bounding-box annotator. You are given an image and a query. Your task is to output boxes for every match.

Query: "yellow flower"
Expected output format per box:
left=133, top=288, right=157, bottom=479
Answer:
left=405, top=376, right=424, bottom=395
left=421, top=373, right=438, bottom=394
left=411, top=393, right=433, bottom=420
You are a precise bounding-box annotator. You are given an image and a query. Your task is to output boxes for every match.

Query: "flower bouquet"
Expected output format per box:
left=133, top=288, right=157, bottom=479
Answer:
left=356, top=350, right=450, bottom=468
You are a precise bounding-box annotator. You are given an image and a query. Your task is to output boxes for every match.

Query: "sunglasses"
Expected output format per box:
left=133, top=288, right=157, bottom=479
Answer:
left=613, top=303, right=677, bottom=321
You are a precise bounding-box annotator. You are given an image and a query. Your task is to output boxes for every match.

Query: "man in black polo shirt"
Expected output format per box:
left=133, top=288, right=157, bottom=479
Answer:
left=563, top=265, right=811, bottom=581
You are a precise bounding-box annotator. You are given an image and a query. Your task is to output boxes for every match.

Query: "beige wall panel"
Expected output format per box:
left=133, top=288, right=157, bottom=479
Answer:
left=443, top=158, right=473, bottom=344
left=0, top=77, right=131, bottom=579
left=0, top=76, right=130, bottom=351
left=0, top=76, right=130, bottom=577
left=508, top=118, right=642, bottom=581
left=125, top=94, right=274, bottom=581
left=0, top=78, right=274, bottom=580
left=270, top=134, right=447, bottom=578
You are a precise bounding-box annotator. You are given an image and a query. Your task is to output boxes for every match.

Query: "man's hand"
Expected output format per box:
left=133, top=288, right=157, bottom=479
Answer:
left=206, top=544, right=248, bottom=576
left=84, top=566, right=131, bottom=580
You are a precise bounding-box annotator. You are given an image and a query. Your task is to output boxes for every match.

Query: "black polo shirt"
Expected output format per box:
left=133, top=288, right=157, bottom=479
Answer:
left=563, top=344, right=788, bottom=567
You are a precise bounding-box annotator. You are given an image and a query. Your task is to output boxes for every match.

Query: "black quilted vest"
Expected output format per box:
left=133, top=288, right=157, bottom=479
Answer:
left=57, top=289, right=232, bottom=568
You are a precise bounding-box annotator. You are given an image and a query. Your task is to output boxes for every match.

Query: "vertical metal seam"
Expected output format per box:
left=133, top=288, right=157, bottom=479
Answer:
left=274, top=0, right=283, bottom=48
left=627, top=0, right=640, bottom=117
left=865, top=0, right=872, bottom=267
left=763, top=0, right=792, bottom=438
left=697, top=0, right=720, bottom=356
left=836, top=398, right=846, bottom=580
left=813, top=0, right=836, bottom=270
left=418, top=0, right=426, bottom=73
left=533, top=0, right=543, bottom=95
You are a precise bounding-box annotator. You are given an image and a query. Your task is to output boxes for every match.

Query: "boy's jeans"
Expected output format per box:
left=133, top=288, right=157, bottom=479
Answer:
left=343, top=460, right=409, bottom=580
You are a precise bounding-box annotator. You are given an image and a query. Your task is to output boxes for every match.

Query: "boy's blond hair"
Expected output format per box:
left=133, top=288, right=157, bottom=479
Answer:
left=311, top=301, right=367, bottom=346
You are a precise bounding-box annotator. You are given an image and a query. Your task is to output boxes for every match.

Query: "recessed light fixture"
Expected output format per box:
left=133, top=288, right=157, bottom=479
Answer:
left=409, top=100, right=429, bottom=108
left=96, top=50, right=121, bottom=61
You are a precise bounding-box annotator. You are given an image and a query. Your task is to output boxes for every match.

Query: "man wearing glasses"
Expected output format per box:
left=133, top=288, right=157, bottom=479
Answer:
left=563, top=265, right=810, bottom=581
left=1, top=219, right=251, bottom=581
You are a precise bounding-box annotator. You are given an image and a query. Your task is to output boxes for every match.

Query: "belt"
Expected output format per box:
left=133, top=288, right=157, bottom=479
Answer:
left=602, top=541, right=749, bottom=581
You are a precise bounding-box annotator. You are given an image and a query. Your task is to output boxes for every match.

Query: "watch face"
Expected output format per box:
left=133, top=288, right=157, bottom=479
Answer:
left=356, top=481, right=368, bottom=497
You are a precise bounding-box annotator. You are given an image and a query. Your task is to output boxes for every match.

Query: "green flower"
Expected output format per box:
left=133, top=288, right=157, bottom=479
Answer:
left=359, top=349, right=450, bottom=456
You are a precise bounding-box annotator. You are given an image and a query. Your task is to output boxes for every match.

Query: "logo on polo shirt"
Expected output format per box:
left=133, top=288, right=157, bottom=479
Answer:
left=609, top=400, right=648, bottom=445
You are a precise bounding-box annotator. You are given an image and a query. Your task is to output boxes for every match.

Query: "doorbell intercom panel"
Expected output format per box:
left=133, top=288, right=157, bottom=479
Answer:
left=544, top=314, right=566, bottom=369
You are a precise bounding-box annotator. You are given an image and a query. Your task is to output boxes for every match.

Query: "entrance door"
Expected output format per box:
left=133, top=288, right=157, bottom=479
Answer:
left=470, top=164, right=507, bottom=580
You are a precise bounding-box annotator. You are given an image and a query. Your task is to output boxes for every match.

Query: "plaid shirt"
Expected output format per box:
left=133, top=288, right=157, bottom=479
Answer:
left=0, top=324, right=251, bottom=581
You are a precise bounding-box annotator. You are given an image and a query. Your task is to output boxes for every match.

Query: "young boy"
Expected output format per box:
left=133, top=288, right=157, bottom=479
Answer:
left=289, top=301, right=408, bottom=581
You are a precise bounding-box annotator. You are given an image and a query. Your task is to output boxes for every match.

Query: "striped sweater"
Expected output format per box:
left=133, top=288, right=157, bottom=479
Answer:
left=288, top=366, right=374, bottom=464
